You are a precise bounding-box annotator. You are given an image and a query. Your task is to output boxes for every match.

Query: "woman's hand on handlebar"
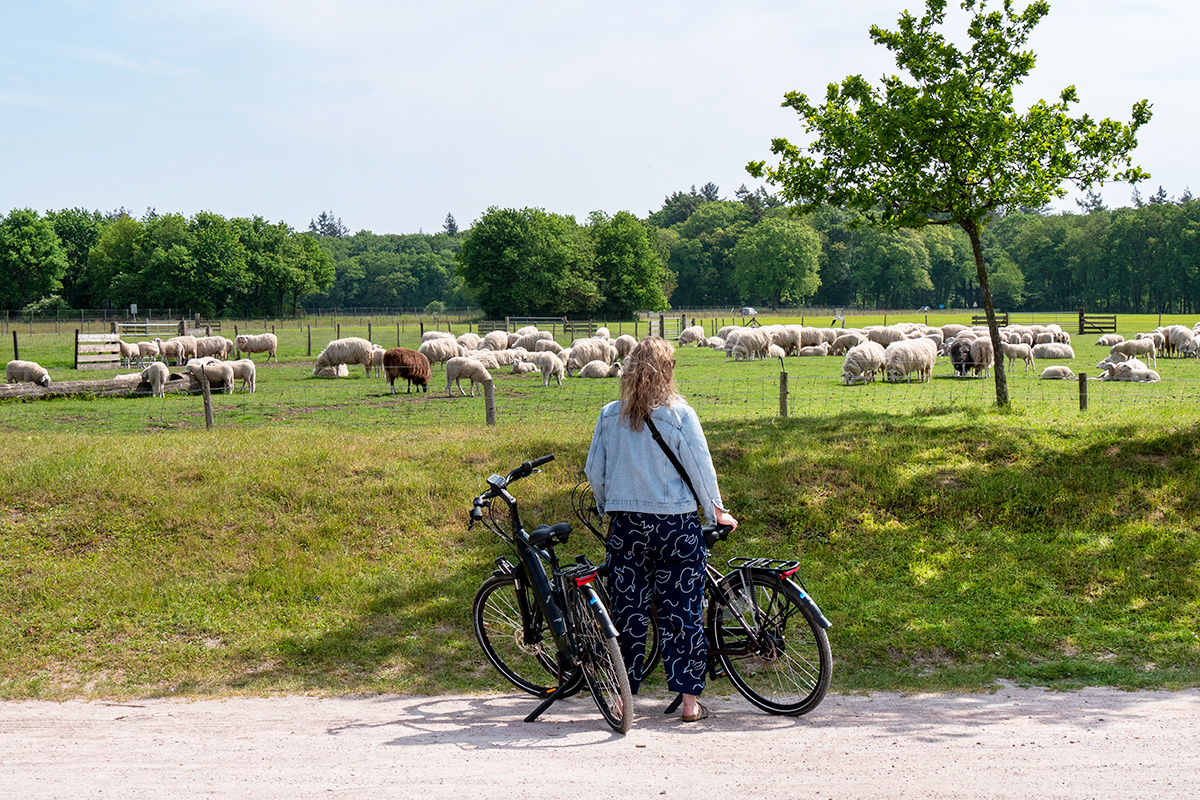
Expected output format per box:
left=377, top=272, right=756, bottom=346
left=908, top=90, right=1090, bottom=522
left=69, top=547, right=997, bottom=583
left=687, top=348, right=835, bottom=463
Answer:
left=713, top=505, right=737, bottom=531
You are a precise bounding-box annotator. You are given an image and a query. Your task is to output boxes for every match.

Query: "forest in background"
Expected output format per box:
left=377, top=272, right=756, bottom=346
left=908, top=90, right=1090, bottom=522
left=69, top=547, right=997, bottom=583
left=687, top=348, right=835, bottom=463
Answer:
left=3, top=183, right=1198, bottom=318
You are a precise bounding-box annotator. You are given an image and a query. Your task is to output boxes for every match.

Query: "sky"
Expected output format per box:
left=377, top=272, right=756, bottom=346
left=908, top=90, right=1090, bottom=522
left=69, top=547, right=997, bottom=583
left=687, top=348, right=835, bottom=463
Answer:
left=2, top=0, right=1196, bottom=236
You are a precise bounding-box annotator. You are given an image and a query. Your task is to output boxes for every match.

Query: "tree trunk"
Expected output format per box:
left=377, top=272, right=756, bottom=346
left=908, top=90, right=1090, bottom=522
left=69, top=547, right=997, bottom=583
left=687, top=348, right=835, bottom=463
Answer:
left=962, top=219, right=1009, bottom=407
left=0, top=371, right=205, bottom=401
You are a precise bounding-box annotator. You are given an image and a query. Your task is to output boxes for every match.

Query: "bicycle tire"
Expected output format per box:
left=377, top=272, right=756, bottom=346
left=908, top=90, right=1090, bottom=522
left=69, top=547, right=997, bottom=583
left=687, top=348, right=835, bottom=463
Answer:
left=708, top=569, right=831, bottom=716
left=565, top=581, right=633, bottom=733
left=473, top=574, right=584, bottom=698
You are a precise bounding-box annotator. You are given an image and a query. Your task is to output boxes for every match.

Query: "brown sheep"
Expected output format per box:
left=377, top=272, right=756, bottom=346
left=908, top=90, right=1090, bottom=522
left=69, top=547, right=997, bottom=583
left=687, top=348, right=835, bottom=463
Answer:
left=383, top=347, right=431, bottom=394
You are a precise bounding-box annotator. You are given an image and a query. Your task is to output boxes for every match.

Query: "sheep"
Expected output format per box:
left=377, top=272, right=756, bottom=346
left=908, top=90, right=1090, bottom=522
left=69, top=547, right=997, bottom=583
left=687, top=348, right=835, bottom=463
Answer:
left=235, top=333, right=278, bottom=362
left=512, top=360, right=539, bottom=375
left=1040, top=366, right=1076, bottom=380
left=6, top=359, right=51, bottom=387
left=313, top=363, right=349, bottom=378
left=154, top=338, right=184, bottom=366
left=1097, top=352, right=1138, bottom=371
left=1112, top=337, right=1156, bottom=367
left=468, top=350, right=501, bottom=370
left=841, top=341, right=887, bottom=385
left=534, top=339, right=566, bottom=356
left=941, top=323, right=969, bottom=340
left=1031, top=342, right=1076, bottom=360
left=1000, top=341, right=1035, bottom=373
left=885, top=337, right=938, bottom=383
left=1096, top=333, right=1124, bottom=347
left=141, top=361, right=169, bottom=396
left=594, top=326, right=611, bottom=340
left=798, top=342, right=832, bottom=357
left=195, top=361, right=234, bottom=393
left=565, top=338, right=614, bottom=376
left=767, top=343, right=787, bottom=361
left=417, top=336, right=461, bottom=372
left=445, top=356, right=492, bottom=397
left=315, top=337, right=376, bottom=378
left=169, top=335, right=198, bottom=361
left=831, top=332, right=866, bottom=356
left=1099, top=361, right=1160, bottom=382
left=457, top=332, right=481, bottom=351
left=678, top=325, right=706, bottom=346
left=382, top=347, right=431, bottom=393
left=512, top=330, right=553, bottom=351
left=705, top=336, right=725, bottom=351
left=116, top=339, right=141, bottom=367
left=481, top=330, right=510, bottom=351
left=536, top=350, right=565, bottom=387
left=579, top=360, right=622, bottom=378
left=370, top=345, right=386, bottom=377
left=970, top=337, right=995, bottom=378
left=866, top=326, right=907, bottom=347
left=193, top=336, right=229, bottom=359
left=136, top=340, right=160, bottom=365
left=227, top=359, right=257, bottom=392
left=731, top=328, right=772, bottom=361
left=948, top=338, right=975, bottom=376
left=421, top=330, right=456, bottom=343
left=1161, top=325, right=1193, bottom=357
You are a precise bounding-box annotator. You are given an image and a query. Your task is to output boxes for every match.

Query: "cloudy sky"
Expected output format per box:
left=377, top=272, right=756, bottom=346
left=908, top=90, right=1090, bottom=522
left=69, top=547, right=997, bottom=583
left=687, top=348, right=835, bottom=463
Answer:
left=2, top=1, right=1194, bottom=235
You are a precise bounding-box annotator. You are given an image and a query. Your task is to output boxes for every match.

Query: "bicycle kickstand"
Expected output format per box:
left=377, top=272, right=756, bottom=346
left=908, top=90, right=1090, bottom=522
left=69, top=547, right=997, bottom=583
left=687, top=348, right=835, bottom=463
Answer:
left=663, top=693, right=683, bottom=715
left=524, top=667, right=582, bottom=723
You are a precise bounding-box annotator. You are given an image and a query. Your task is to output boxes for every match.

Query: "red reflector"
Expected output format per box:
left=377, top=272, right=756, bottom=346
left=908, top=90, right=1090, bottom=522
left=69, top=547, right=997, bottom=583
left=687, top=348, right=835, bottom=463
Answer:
left=574, top=572, right=597, bottom=586
left=780, top=566, right=799, bottom=578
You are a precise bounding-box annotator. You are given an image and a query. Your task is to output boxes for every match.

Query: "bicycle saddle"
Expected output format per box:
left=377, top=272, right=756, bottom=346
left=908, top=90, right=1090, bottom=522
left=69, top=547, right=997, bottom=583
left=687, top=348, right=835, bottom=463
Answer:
left=527, top=522, right=572, bottom=547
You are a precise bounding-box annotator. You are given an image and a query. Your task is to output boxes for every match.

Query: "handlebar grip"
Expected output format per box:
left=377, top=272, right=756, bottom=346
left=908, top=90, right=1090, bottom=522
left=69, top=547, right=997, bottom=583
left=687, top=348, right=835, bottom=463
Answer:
left=528, top=453, right=555, bottom=468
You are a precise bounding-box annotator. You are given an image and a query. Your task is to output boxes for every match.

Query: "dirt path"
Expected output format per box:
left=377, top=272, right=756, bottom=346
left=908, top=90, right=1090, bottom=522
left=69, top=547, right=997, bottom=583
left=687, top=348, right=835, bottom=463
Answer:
left=2, top=686, right=1196, bottom=799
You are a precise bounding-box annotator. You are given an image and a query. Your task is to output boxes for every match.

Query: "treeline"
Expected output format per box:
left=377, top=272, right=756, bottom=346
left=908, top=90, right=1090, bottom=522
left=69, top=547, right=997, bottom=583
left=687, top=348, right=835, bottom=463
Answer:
left=5, top=186, right=1199, bottom=317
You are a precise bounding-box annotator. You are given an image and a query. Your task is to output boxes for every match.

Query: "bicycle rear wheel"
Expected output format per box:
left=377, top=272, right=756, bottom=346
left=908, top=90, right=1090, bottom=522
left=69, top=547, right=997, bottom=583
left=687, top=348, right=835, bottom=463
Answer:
left=708, top=569, right=831, bottom=716
left=565, top=582, right=633, bottom=733
left=473, top=574, right=583, bottom=697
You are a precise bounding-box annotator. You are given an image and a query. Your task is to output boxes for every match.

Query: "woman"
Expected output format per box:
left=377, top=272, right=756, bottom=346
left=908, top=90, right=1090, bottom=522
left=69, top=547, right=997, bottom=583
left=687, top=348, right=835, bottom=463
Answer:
left=584, top=336, right=737, bottom=722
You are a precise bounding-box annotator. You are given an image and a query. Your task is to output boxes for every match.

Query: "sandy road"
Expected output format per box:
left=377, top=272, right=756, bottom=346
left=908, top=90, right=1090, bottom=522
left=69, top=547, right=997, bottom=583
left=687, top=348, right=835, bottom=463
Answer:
left=2, top=686, right=1197, bottom=799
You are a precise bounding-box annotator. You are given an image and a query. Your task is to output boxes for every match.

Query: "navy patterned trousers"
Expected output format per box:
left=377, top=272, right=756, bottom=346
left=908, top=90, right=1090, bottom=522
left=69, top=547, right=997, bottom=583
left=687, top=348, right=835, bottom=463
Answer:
left=605, top=511, right=707, bottom=696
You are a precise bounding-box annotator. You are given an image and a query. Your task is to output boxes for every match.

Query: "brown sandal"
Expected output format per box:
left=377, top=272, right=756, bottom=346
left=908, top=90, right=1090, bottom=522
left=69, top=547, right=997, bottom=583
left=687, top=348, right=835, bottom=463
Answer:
left=681, top=702, right=710, bottom=722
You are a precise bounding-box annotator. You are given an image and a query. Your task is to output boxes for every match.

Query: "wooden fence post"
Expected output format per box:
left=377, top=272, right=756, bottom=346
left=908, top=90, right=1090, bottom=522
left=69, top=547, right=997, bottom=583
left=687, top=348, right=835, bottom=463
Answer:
left=307, top=325, right=312, bottom=355
left=12, top=330, right=18, bottom=360
left=73, top=330, right=79, bottom=370
left=1079, top=373, right=1088, bottom=411
left=484, top=381, right=496, bottom=426
left=368, top=321, right=372, bottom=342
left=201, top=372, right=214, bottom=430
left=779, top=371, right=789, bottom=418
left=396, top=323, right=400, bottom=346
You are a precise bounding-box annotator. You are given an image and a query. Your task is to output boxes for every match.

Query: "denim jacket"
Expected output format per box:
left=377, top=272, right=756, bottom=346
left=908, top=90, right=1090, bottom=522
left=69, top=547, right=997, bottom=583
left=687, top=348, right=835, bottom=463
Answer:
left=584, top=398, right=726, bottom=520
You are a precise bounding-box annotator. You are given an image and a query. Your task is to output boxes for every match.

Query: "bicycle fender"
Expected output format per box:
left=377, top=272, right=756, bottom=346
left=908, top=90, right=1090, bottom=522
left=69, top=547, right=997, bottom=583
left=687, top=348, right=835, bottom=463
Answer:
left=775, top=573, right=832, bottom=630
left=582, top=586, right=620, bottom=639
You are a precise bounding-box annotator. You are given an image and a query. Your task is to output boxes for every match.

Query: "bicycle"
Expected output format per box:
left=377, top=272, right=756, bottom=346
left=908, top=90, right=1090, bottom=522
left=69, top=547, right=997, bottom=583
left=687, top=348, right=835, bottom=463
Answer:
left=469, top=454, right=633, bottom=733
left=570, top=480, right=833, bottom=717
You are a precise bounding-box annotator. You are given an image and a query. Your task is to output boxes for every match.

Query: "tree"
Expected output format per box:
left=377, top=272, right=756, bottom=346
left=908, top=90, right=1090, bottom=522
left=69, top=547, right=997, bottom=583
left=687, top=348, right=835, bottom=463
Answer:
left=443, top=213, right=459, bottom=236
left=749, top=0, right=1150, bottom=406
left=699, top=182, right=721, bottom=202
left=309, top=211, right=349, bottom=238
left=647, top=188, right=704, bottom=228
left=0, top=209, right=69, bottom=311
left=590, top=211, right=669, bottom=317
left=731, top=217, right=820, bottom=309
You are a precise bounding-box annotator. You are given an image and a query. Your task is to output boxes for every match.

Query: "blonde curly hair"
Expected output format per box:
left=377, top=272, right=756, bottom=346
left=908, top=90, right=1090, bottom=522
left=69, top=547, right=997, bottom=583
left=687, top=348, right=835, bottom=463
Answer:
left=619, top=337, right=678, bottom=432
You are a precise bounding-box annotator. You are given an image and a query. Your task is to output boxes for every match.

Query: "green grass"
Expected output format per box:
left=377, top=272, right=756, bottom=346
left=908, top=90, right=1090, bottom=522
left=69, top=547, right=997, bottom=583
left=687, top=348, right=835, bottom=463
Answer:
left=1, top=315, right=1199, bottom=699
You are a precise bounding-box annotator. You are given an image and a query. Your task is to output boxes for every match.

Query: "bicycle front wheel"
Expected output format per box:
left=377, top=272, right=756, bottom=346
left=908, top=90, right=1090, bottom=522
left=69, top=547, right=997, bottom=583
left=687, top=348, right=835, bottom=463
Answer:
left=566, top=582, right=633, bottom=733
left=473, top=574, right=583, bottom=697
left=708, top=569, right=831, bottom=716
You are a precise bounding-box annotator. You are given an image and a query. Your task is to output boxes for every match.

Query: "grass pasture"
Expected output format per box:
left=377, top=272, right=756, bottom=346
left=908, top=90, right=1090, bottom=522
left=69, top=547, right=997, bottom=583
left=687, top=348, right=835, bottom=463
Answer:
left=1, top=312, right=1199, bottom=699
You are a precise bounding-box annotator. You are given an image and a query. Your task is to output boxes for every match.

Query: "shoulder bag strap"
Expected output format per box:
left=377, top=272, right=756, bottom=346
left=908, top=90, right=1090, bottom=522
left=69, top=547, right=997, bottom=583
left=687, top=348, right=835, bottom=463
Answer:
left=644, top=413, right=702, bottom=509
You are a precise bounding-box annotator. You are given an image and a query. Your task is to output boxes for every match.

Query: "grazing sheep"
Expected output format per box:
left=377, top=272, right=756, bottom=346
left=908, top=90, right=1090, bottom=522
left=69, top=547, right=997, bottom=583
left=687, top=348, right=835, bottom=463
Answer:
left=884, top=338, right=938, bottom=383
left=1040, top=366, right=1076, bottom=380
left=421, top=330, right=455, bottom=343
left=941, top=323, right=969, bottom=340
left=194, top=335, right=229, bottom=359
left=141, top=361, right=169, bottom=397
left=1160, top=324, right=1193, bottom=357
left=6, top=359, right=51, bottom=387
left=970, top=337, right=995, bottom=378
left=841, top=341, right=887, bottom=385
left=313, top=363, right=350, bottom=378
left=417, top=336, right=460, bottom=372
left=705, top=336, right=725, bottom=351
left=1032, top=342, right=1077, bottom=360
left=457, top=332, right=481, bottom=351
left=468, top=350, right=501, bottom=370
left=370, top=345, right=385, bottom=377
left=948, top=338, right=975, bottom=376
left=382, top=347, right=431, bottom=393
left=315, top=337, right=376, bottom=378
left=594, top=326, right=611, bottom=340
left=481, top=330, right=510, bottom=351
left=198, top=361, right=235, bottom=393
left=227, top=359, right=257, bottom=392
left=678, top=325, right=705, bottom=346
left=866, top=326, right=907, bottom=347
left=169, top=335, right=198, bottom=361
left=512, top=330, right=553, bottom=351
left=731, top=328, right=772, bottom=361
left=578, top=360, right=622, bottom=378
left=1000, top=341, right=1035, bottom=373
left=235, top=333, right=278, bottom=362
left=154, top=338, right=184, bottom=366
left=136, top=340, right=160, bottom=365
left=1096, top=333, right=1124, bottom=347
left=831, top=332, right=866, bottom=355
left=534, top=339, right=566, bottom=356
left=565, top=338, right=614, bottom=376
left=117, top=339, right=141, bottom=367
left=535, top=351, right=565, bottom=387
left=445, top=356, right=492, bottom=397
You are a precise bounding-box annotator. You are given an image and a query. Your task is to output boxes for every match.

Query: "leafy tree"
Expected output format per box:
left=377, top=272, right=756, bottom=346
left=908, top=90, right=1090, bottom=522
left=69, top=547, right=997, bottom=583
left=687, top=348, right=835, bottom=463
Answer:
left=666, top=201, right=751, bottom=308
left=0, top=209, right=69, bottom=311
left=443, top=213, right=459, bottom=236
left=45, top=208, right=104, bottom=307
left=87, top=214, right=146, bottom=306
left=456, top=207, right=597, bottom=318
left=647, top=188, right=704, bottom=228
left=851, top=226, right=932, bottom=308
left=731, top=217, right=820, bottom=309
left=590, top=211, right=669, bottom=317
left=749, top=0, right=1151, bottom=406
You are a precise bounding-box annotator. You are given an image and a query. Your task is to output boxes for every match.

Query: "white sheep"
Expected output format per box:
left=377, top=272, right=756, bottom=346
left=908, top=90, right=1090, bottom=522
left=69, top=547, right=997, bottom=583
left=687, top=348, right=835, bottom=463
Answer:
left=594, top=326, right=611, bottom=340
left=706, top=336, right=725, bottom=351
left=136, top=340, right=160, bottom=365
left=154, top=338, right=184, bottom=366
left=169, top=335, right=198, bottom=361
left=1095, top=333, right=1124, bottom=347
left=767, top=343, right=787, bottom=361
left=1040, top=366, right=1076, bottom=380
left=1000, top=341, right=1035, bottom=373
left=198, top=361, right=235, bottom=393
left=612, top=334, right=637, bottom=360
left=1160, top=325, right=1193, bottom=357
left=512, top=330, right=553, bottom=351
left=536, top=351, right=565, bottom=387
left=578, top=360, right=622, bottom=378
left=798, top=342, right=832, bottom=357
left=732, top=328, right=772, bottom=361
left=227, top=359, right=257, bottom=392
left=194, top=336, right=229, bottom=359
left=866, top=326, right=907, bottom=347
left=1031, top=342, right=1076, bottom=360
left=512, top=360, right=539, bottom=375
left=678, top=325, right=705, bottom=346
left=468, top=350, right=501, bottom=370
left=313, top=364, right=349, bottom=378
left=457, top=332, right=481, bottom=351
left=534, top=339, right=565, bottom=356
left=970, top=337, right=995, bottom=378
left=1099, top=362, right=1160, bottom=382
left=841, top=341, right=887, bottom=385
left=6, top=359, right=51, bottom=387
left=445, top=356, right=492, bottom=397
left=417, top=336, right=460, bottom=372
left=884, top=338, right=938, bottom=383
left=141, top=361, right=169, bottom=397
left=481, top=330, right=510, bottom=351
left=421, top=330, right=456, bottom=343
left=831, top=332, right=866, bottom=355
left=566, top=338, right=614, bottom=376
left=370, top=345, right=385, bottom=377
left=235, top=333, right=278, bottom=362
left=315, top=337, right=376, bottom=378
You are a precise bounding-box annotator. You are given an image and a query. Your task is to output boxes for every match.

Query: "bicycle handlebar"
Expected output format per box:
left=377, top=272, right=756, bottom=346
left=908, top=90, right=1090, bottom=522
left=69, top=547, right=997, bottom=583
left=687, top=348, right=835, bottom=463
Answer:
left=468, top=454, right=555, bottom=531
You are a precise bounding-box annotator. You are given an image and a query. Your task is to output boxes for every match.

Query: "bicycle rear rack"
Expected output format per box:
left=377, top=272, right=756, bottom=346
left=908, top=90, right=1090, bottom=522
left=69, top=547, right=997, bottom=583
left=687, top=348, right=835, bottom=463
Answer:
left=726, top=556, right=803, bottom=573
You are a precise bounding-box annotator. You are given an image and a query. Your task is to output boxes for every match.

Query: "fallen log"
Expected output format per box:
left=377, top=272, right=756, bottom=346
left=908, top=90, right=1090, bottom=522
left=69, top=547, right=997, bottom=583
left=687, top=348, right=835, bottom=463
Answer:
left=0, top=371, right=210, bottom=401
